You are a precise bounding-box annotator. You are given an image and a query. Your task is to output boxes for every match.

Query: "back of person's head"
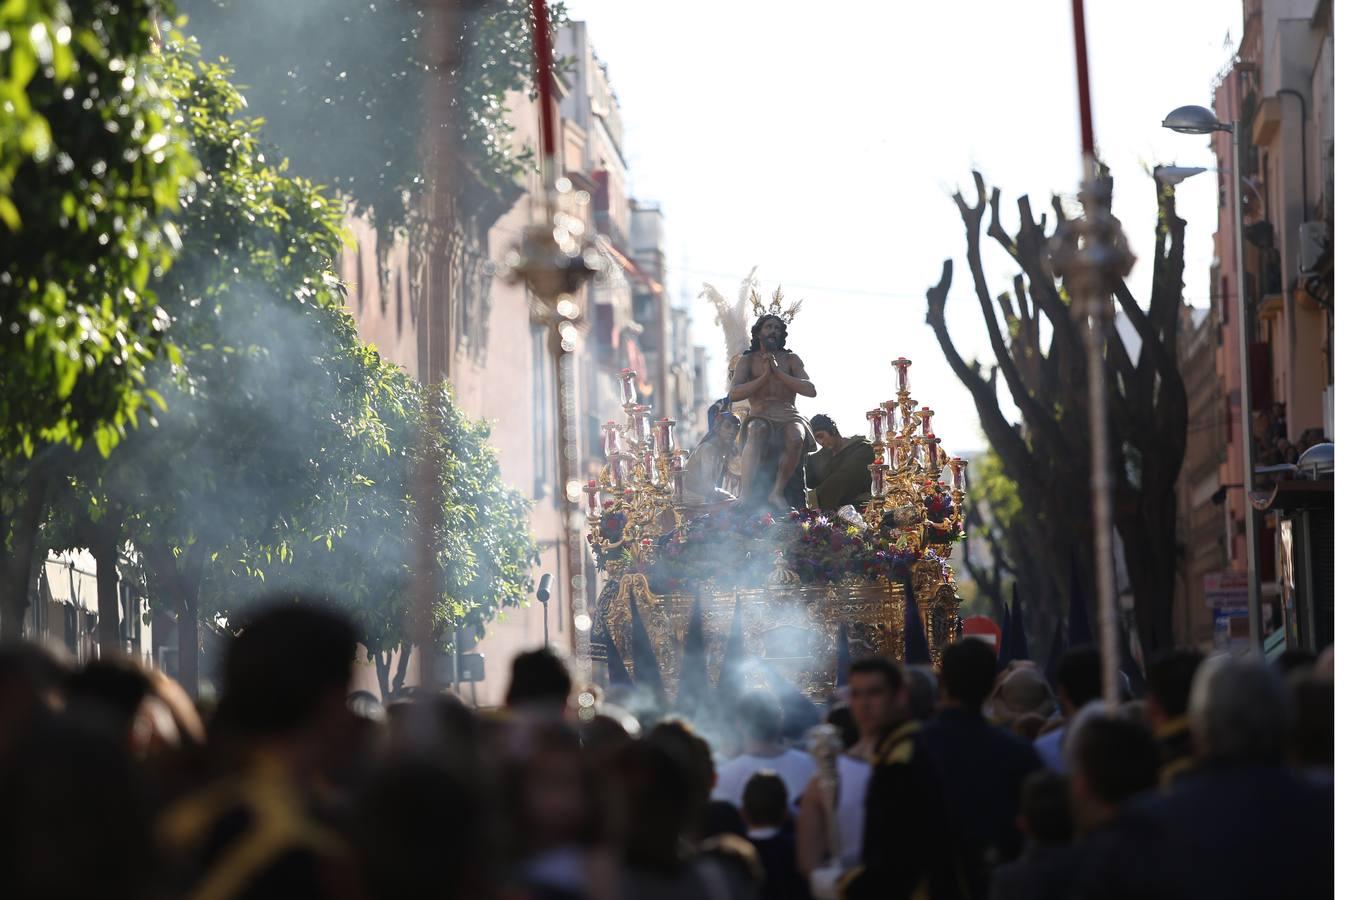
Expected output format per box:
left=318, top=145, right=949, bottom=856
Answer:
left=1275, top=648, right=1317, bottom=677
left=214, top=598, right=357, bottom=740
left=1288, top=671, right=1333, bottom=770
left=1019, top=770, right=1073, bottom=846
left=1056, top=646, right=1103, bottom=712
left=809, top=413, right=840, bottom=437
left=737, top=689, right=784, bottom=744
left=905, top=665, right=938, bottom=720
left=741, top=770, right=789, bottom=828
left=939, top=638, right=999, bottom=711
left=505, top=647, right=572, bottom=713
left=1145, top=649, right=1203, bottom=720
left=1010, top=713, right=1048, bottom=742
left=1071, top=715, right=1159, bottom=808
left=826, top=703, right=859, bottom=748
left=649, top=716, right=716, bottom=802
left=347, top=690, right=386, bottom=723
left=0, top=643, right=70, bottom=755
left=65, top=656, right=152, bottom=736
left=353, top=756, right=498, bottom=900
left=1190, top=656, right=1291, bottom=765
left=0, top=716, right=151, bottom=900
left=615, top=738, right=698, bottom=870
left=988, top=665, right=1056, bottom=724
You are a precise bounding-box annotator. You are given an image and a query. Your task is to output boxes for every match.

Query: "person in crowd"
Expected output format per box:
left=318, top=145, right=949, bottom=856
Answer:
left=1035, top=646, right=1102, bottom=773
left=712, top=690, right=815, bottom=810
left=1009, top=713, right=1048, bottom=742
left=921, top=638, right=1043, bottom=899
left=506, top=646, right=574, bottom=720
left=157, top=599, right=365, bottom=900
left=989, top=771, right=1078, bottom=900
left=1064, top=715, right=1169, bottom=900
left=797, top=657, right=906, bottom=879
left=742, top=772, right=810, bottom=900
left=650, top=717, right=747, bottom=841
left=838, top=658, right=960, bottom=900
left=1142, top=649, right=1202, bottom=786
left=904, top=664, right=938, bottom=721
left=1127, top=657, right=1332, bottom=899
left=987, top=664, right=1056, bottom=728
left=615, top=738, right=759, bottom=900
left=0, top=642, right=68, bottom=765
left=805, top=414, right=874, bottom=511
left=505, top=721, right=610, bottom=900
left=1287, top=669, right=1332, bottom=778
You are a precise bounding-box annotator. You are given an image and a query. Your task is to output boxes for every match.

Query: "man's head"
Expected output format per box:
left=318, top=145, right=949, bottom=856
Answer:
left=1190, top=656, right=1290, bottom=765
left=506, top=648, right=573, bottom=717
left=1144, top=649, right=1203, bottom=729
left=736, top=690, right=785, bottom=745
left=1068, top=715, right=1159, bottom=831
left=809, top=413, right=842, bottom=452
left=1018, top=770, right=1073, bottom=847
left=938, top=638, right=1000, bottom=712
left=847, top=657, right=907, bottom=740
left=712, top=411, right=742, bottom=446
left=214, top=599, right=357, bottom=748
left=1056, top=645, right=1103, bottom=717
left=749, top=314, right=788, bottom=353
left=742, top=771, right=789, bottom=829
left=648, top=717, right=716, bottom=803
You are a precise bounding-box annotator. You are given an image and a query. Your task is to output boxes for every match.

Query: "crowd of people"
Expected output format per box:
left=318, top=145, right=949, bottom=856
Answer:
left=0, top=596, right=1334, bottom=900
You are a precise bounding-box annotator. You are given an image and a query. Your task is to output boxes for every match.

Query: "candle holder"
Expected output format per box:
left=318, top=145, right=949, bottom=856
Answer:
left=583, top=479, right=601, bottom=520
left=653, top=417, right=675, bottom=455
left=917, top=406, right=934, bottom=437
left=866, top=408, right=885, bottom=447
left=869, top=461, right=888, bottom=499
left=619, top=368, right=638, bottom=406
left=880, top=400, right=899, bottom=441
left=923, top=434, right=942, bottom=476
left=892, top=357, right=912, bottom=394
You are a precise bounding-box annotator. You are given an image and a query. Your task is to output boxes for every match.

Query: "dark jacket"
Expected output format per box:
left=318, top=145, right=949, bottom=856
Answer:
left=806, top=436, right=873, bottom=510
left=746, top=826, right=810, bottom=900
left=841, top=719, right=961, bottom=900
left=920, top=707, right=1044, bottom=900
left=1123, top=763, right=1332, bottom=900
left=989, top=844, right=1081, bottom=900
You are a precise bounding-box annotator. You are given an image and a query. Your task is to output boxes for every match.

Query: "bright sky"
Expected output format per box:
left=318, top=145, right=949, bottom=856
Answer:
left=565, top=0, right=1244, bottom=454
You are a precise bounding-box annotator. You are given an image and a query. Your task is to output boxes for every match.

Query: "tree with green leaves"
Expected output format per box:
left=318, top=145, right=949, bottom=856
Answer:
left=0, top=0, right=197, bottom=638
left=228, top=369, right=537, bottom=698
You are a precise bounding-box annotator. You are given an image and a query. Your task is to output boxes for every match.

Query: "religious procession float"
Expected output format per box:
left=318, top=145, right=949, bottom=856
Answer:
left=585, top=274, right=967, bottom=702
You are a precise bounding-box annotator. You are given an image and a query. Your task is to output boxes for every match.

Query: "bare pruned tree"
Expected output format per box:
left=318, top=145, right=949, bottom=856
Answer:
left=926, top=169, right=1188, bottom=658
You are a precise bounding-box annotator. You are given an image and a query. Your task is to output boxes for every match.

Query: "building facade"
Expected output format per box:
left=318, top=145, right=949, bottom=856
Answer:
left=1183, top=0, right=1333, bottom=650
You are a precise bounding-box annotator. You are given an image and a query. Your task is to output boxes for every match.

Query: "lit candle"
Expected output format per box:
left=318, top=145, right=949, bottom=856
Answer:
left=925, top=435, right=942, bottom=470
left=633, top=404, right=652, bottom=446
left=886, top=438, right=904, bottom=472
left=869, top=461, right=887, bottom=499
left=892, top=357, right=912, bottom=393
left=653, top=417, right=675, bottom=454
left=918, top=406, right=934, bottom=436
left=949, top=457, right=966, bottom=492
left=619, top=368, right=638, bottom=405
left=880, top=400, right=898, bottom=437
left=866, top=408, right=885, bottom=445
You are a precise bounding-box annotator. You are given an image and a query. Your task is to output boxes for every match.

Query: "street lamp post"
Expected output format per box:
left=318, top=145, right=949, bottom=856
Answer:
left=1162, top=104, right=1263, bottom=656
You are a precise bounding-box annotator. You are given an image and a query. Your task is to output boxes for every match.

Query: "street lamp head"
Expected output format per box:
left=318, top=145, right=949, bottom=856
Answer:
left=1161, top=105, right=1232, bottom=135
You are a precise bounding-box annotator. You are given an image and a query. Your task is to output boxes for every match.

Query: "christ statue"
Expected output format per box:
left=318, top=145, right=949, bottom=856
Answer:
left=728, top=313, right=817, bottom=510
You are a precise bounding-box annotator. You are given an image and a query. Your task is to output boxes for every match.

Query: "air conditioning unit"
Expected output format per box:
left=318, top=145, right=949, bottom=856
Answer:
left=1299, top=221, right=1329, bottom=272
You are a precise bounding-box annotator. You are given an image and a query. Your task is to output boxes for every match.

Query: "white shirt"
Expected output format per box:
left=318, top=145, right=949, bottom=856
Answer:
left=713, top=748, right=817, bottom=808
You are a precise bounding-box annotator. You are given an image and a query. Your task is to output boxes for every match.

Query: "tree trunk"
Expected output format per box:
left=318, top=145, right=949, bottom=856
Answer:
left=0, top=467, right=50, bottom=642
left=92, top=529, right=122, bottom=657
left=375, top=650, right=392, bottom=701
left=392, top=642, right=412, bottom=696
left=145, top=540, right=208, bottom=698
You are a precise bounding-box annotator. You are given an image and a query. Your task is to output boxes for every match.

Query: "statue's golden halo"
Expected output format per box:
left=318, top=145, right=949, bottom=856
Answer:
left=748, top=285, right=803, bottom=324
